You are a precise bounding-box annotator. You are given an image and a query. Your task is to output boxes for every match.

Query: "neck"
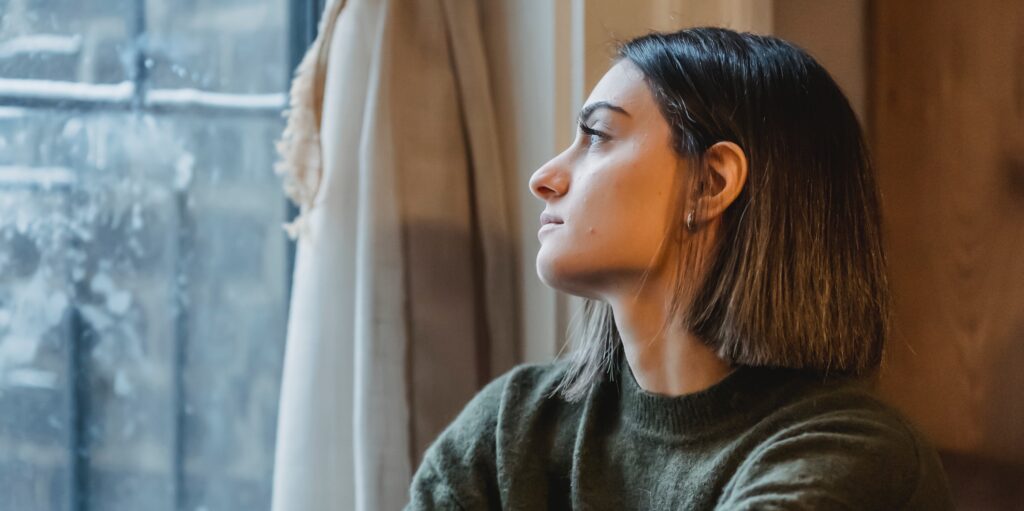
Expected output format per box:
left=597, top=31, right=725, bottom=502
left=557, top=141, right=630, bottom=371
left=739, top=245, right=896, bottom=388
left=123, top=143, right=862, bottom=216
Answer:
left=606, top=279, right=733, bottom=397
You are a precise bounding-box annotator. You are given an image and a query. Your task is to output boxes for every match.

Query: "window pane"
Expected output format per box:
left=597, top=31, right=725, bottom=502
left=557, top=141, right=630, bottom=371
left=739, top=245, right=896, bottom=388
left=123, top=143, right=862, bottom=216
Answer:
left=0, top=0, right=292, bottom=506
left=145, top=0, right=289, bottom=94
left=0, top=0, right=134, bottom=83
left=0, top=111, right=76, bottom=510
left=178, top=114, right=288, bottom=510
left=0, top=105, right=288, bottom=510
left=0, top=110, right=183, bottom=511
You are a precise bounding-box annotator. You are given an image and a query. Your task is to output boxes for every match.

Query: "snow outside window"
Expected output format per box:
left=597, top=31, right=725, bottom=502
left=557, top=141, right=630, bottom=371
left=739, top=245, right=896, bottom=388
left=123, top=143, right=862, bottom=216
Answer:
left=0, top=0, right=294, bottom=509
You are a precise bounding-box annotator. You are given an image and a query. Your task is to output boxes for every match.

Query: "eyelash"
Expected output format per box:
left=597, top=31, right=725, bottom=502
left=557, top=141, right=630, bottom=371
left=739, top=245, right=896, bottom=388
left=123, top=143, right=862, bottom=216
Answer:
left=578, top=121, right=608, bottom=145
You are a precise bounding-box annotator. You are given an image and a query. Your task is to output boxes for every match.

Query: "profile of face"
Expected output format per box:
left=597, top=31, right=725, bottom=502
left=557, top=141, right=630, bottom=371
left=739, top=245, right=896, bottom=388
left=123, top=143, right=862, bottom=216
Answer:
left=528, top=59, right=684, bottom=301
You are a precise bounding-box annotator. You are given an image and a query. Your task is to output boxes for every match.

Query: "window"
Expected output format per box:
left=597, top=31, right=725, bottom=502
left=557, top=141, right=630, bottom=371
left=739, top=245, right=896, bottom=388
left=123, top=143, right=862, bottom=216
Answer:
left=0, top=0, right=312, bottom=509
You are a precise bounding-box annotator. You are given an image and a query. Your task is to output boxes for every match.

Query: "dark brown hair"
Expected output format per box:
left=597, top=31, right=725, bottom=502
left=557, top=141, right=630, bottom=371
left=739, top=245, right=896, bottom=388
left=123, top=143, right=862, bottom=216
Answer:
left=550, top=26, right=891, bottom=402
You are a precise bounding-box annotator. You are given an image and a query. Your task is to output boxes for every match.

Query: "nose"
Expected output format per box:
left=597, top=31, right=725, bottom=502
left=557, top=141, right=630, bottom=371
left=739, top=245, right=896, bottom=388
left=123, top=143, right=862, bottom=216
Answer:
left=529, top=154, right=569, bottom=201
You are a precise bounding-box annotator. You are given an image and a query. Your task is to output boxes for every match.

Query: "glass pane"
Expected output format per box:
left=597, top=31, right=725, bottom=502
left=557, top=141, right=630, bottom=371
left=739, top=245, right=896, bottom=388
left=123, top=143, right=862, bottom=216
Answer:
left=0, top=0, right=134, bottom=83
left=0, top=107, right=288, bottom=510
left=0, top=0, right=291, bottom=507
left=0, top=110, right=183, bottom=511
left=0, top=117, right=76, bottom=511
left=178, top=114, right=288, bottom=509
left=145, top=0, right=289, bottom=94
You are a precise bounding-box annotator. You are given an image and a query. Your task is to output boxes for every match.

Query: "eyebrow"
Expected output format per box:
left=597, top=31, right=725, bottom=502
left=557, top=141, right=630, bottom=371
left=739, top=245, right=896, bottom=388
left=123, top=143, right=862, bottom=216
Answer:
left=578, top=101, right=631, bottom=125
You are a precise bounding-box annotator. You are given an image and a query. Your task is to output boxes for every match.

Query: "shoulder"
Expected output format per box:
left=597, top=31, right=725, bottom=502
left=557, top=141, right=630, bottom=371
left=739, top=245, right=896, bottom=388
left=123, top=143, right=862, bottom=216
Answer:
left=426, top=357, right=572, bottom=449
left=451, top=358, right=573, bottom=436
left=719, top=374, right=954, bottom=510
left=407, top=359, right=572, bottom=508
left=417, top=357, right=572, bottom=459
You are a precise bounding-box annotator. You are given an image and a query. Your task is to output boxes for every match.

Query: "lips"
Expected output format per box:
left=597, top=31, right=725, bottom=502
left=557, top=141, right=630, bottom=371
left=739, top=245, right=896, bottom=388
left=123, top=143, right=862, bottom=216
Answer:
left=538, top=212, right=563, bottom=241
left=539, top=212, right=564, bottom=226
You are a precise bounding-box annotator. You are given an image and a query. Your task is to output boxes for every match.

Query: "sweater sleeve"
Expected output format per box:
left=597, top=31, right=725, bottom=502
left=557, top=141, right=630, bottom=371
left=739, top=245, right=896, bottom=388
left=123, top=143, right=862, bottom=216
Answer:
left=404, top=369, right=512, bottom=510
left=715, top=403, right=955, bottom=511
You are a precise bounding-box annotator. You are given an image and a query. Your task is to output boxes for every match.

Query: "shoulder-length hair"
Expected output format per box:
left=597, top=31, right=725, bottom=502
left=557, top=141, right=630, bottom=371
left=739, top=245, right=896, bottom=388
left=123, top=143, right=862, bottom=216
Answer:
left=550, top=26, right=891, bottom=402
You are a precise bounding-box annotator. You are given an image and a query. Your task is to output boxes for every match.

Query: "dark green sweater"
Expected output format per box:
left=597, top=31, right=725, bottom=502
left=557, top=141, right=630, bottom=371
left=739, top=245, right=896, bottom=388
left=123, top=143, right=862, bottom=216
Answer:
left=405, top=351, right=954, bottom=510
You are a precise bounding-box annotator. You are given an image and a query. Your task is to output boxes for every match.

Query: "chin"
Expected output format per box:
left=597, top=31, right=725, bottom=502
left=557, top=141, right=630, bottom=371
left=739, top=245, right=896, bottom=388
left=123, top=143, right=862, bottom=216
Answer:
left=535, top=255, right=601, bottom=300
left=535, top=255, right=560, bottom=289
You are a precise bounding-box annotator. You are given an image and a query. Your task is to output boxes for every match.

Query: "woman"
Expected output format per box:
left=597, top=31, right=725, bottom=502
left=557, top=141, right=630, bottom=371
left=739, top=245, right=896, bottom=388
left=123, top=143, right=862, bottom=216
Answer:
left=406, top=27, right=954, bottom=510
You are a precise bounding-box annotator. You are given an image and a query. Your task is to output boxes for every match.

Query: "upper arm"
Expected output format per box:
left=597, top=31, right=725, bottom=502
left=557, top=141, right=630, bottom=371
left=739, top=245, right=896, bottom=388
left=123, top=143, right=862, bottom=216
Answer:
left=406, top=456, right=469, bottom=511
left=405, top=370, right=511, bottom=510
left=716, top=405, right=937, bottom=511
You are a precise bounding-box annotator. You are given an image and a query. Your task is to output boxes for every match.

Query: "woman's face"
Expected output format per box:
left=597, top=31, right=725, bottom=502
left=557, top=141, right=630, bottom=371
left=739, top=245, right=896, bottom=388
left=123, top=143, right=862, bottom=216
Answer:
left=529, top=59, right=684, bottom=300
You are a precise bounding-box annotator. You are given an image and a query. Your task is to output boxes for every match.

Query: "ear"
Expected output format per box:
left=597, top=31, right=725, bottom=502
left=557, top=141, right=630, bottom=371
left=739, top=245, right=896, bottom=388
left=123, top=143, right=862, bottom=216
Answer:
left=693, top=141, right=748, bottom=223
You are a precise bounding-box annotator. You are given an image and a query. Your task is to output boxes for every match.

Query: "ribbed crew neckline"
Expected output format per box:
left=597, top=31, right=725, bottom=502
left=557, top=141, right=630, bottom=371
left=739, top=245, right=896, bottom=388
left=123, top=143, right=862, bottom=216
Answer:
left=616, top=352, right=806, bottom=440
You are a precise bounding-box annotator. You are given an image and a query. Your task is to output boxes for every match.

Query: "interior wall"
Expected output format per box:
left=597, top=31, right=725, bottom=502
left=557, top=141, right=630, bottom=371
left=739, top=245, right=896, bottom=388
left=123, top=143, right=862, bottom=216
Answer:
left=772, top=0, right=867, bottom=127
left=869, top=0, right=1024, bottom=507
left=582, top=0, right=774, bottom=94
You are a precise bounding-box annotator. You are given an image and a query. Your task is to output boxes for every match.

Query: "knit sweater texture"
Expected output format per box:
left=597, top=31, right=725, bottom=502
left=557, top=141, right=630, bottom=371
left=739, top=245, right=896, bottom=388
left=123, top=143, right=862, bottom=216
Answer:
left=405, top=351, right=955, bottom=510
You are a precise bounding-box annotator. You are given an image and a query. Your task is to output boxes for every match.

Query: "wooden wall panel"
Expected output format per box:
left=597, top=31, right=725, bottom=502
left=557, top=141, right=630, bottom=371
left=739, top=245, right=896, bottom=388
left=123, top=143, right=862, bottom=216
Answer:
left=870, top=0, right=1024, bottom=506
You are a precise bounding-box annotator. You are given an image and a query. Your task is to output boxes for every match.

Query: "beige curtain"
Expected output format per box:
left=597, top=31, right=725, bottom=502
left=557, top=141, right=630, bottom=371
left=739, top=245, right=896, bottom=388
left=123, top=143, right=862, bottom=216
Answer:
left=271, top=0, right=518, bottom=508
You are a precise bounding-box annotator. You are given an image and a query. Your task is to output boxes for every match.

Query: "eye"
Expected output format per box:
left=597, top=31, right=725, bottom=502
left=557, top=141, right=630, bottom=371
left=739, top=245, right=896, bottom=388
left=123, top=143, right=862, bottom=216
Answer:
left=578, top=121, right=609, bottom=147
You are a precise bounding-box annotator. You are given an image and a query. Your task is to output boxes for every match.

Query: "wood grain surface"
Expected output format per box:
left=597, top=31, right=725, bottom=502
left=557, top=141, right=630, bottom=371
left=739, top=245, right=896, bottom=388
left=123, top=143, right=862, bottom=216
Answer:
left=869, top=0, right=1024, bottom=507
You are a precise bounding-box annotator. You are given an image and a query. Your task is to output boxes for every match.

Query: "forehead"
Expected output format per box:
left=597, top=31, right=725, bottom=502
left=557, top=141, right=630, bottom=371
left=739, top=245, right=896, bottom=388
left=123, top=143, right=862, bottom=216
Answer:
left=583, top=59, right=655, bottom=118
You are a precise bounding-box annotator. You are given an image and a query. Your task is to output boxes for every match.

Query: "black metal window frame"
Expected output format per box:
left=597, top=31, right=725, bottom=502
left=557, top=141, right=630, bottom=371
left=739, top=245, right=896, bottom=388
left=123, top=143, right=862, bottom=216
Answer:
left=0, top=0, right=325, bottom=509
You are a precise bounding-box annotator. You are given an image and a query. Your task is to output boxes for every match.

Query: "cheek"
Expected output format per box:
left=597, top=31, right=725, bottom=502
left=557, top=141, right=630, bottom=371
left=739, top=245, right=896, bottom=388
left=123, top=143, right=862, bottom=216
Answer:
left=583, top=157, right=674, bottom=244
left=536, top=144, right=677, bottom=275
left=560, top=170, right=672, bottom=265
